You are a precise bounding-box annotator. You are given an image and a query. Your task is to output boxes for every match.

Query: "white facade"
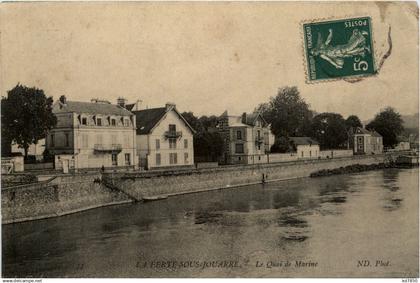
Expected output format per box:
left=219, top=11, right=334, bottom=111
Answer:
left=135, top=106, right=194, bottom=169
left=11, top=139, right=45, bottom=161
left=296, top=144, right=320, bottom=159
left=46, top=99, right=137, bottom=170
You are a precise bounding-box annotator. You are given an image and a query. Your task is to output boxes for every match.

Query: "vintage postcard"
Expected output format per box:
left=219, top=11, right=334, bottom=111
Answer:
left=1, top=1, right=419, bottom=280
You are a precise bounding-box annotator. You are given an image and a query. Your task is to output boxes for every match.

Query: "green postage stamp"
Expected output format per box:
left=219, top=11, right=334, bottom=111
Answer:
left=303, top=17, right=376, bottom=82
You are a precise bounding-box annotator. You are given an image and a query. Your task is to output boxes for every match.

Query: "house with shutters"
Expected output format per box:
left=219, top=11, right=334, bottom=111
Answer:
left=348, top=127, right=383, bottom=155
left=46, top=96, right=137, bottom=170
left=132, top=103, right=195, bottom=170
left=217, top=111, right=274, bottom=165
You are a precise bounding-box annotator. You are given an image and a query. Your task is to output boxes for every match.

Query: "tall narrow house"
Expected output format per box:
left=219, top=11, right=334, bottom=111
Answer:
left=218, top=111, right=274, bottom=165
left=46, top=96, right=137, bottom=170
left=133, top=103, right=195, bottom=170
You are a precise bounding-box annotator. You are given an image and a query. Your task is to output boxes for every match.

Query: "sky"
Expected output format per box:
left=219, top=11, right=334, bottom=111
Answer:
left=1, top=2, right=418, bottom=121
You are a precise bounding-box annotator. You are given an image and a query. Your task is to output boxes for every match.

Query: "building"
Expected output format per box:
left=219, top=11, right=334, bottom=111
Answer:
left=11, top=139, right=45, bottom=162
left=46, top=96, right=137, bottom=170
left=349, top=127, right=383, bottom=155
left=133, top=103, right=195, bottom=170
left=394, top=141, right=410, bottom=151
left=289, top=137, right=320, bottom=159
left=218, top=111, right=273, bottom=165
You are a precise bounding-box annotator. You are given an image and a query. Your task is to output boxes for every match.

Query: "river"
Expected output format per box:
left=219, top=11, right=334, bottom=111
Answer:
left=2, top=168, right=419, bottom=278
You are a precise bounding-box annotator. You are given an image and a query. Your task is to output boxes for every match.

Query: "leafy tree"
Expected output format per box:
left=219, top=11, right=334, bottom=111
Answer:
left=181, top=112, right=224, bottom=162
left=270, top=136, right=292, bottom=153
left=255, top=86, right=313, bottom=137
left=1, top=84, right=57, bottom=158
left=310, top=112, right=348, bottom=149
left=345, top=115, right=362, bottom=130
left=366, top=107, right=404, bottom=148
left=181, top=111, right=204, bottom=133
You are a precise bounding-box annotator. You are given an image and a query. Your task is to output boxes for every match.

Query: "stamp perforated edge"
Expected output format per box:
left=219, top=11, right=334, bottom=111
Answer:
left=300, top=15, right=381, bottom=84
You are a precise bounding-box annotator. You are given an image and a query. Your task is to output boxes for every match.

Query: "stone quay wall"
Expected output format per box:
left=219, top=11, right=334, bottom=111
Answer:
left=2, top=173, right=131, bottom=224
left=2, top=154, right=390, bottom=224
left=103, top=154, right=386, bottom=201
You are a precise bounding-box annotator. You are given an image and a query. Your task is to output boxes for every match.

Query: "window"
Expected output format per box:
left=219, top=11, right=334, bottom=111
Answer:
left=357, top=137, right=363, bottom=143
left=111, top=119, right=116, bottom=126
left=169, top=138, right=176, bottom=149
left=184, top=152, right=189, bottom=164
left=97, top=118, right=102, bottom=126
left=125, top=153, right=131, bottom=166
left=51, top=134, right=55, bottom=147
left=301, top=151, right=304, bottom=158
left=237, top=130, right=242, bottom=140
left=112, top=154, right=118, bottom=166
left=169, top=124, right=176, bottom=132
left=170, top=153, right=178, bottom=165
left=156, top=153, right=161, bottom=165
left=258, top=145, right=261, bottom=150
left=111, top=135, right=118, bottom=145
left=96, top=134, right=103, bottom=145
left=82, top=134, right=89, bottom=148
left=82, top=117, right=87, bottom=125
left=124, top=119, right=129, bottom=127
left=258, top=156, right=261, bottom=161
left=235, top=143, right=244, bottom=154
left=156, top=139, right=160, bottom=150
left=184, top=139, right=188, bottom=149
left=310, top=150, right=312, bottom=157
left=257, top=130, right=261, bottom=139
left=65, top=133, right=69, bottom=147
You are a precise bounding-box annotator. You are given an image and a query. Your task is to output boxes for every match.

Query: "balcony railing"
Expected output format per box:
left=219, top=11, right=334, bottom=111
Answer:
left=94, top=144, right=122, bottom=153
left=164, top=131, right=182, bottom=139
left=255, top=137, right=265, bottom=145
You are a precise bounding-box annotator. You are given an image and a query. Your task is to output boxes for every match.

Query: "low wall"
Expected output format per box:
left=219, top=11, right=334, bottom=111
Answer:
left=104, top=154, right=386, bottom=201
left=24, top=162, right=54, bottom=171
left=268, top=153, right=297, bottom=163
left=319, top=150, right=353, bottom=159
left=2, top=173, right=131, bottom=224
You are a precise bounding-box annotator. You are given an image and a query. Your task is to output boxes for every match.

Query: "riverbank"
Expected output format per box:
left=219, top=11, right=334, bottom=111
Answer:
left=2, top=154, right=396, bottom=224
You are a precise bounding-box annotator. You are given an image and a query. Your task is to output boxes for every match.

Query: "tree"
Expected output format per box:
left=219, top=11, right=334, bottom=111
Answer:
left=366, top=107, right=404, bottom=148
left=345, top=115, right=362, bottom=130
left=270, top=136, right=292, bottom=153
left=310, top=112, right=348, bottom=149
left=181, top=112, right=224, bottom=162
left=1, top=84, right=57, bottom=158
left=255, top=86, right=313, bottom=137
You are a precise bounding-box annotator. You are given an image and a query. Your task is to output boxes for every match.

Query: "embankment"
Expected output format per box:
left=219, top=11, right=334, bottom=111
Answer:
left=2, top=173, right=131, bottom=224
left=102, top=154, right=387, bottom=201
left=2, top=154, right=392, bottom=224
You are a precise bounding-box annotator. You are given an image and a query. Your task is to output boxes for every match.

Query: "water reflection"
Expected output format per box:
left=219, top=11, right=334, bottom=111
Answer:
left=2, top=168, right=418, bottom=278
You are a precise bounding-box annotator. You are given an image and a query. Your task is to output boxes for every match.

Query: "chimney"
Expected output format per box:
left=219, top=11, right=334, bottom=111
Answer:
left=117, top=97, right=127, bottom=108
left=241, top=112, right=247, bottom=124
left=165, top=102, right=176, bottom=111
left=59, top=95, right=67, bottom=104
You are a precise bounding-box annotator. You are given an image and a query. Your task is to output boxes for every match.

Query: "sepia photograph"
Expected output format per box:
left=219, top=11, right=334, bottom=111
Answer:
left=1, top=1, right=419, bottom=279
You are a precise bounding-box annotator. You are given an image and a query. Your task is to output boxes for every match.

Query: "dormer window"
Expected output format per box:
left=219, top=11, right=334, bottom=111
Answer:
left=97, top=118, right=102, bottom=126
left=124, top=119, right=129, bottom=127
left=82, top=117, right=87, bottom=125
left=111, top=118, right=116, bottom=126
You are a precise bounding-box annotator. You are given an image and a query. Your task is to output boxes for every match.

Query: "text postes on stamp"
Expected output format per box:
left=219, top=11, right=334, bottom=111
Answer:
left=303, top=17, right=376, bottom=82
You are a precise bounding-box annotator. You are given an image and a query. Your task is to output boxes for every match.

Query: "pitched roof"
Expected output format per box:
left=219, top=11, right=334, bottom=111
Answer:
left=242, top=112, right=268, bottom=127
left=125, top=103, right=136, bottom=111
left=53, top=101, right=133, bottom=116
left=132, top=106, right=196, bottom=135
left=351, top=127, right=382, bottom=137
left=289, top=137, right=319, bottom=145
left=132, top=107, right=167, bottom=135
